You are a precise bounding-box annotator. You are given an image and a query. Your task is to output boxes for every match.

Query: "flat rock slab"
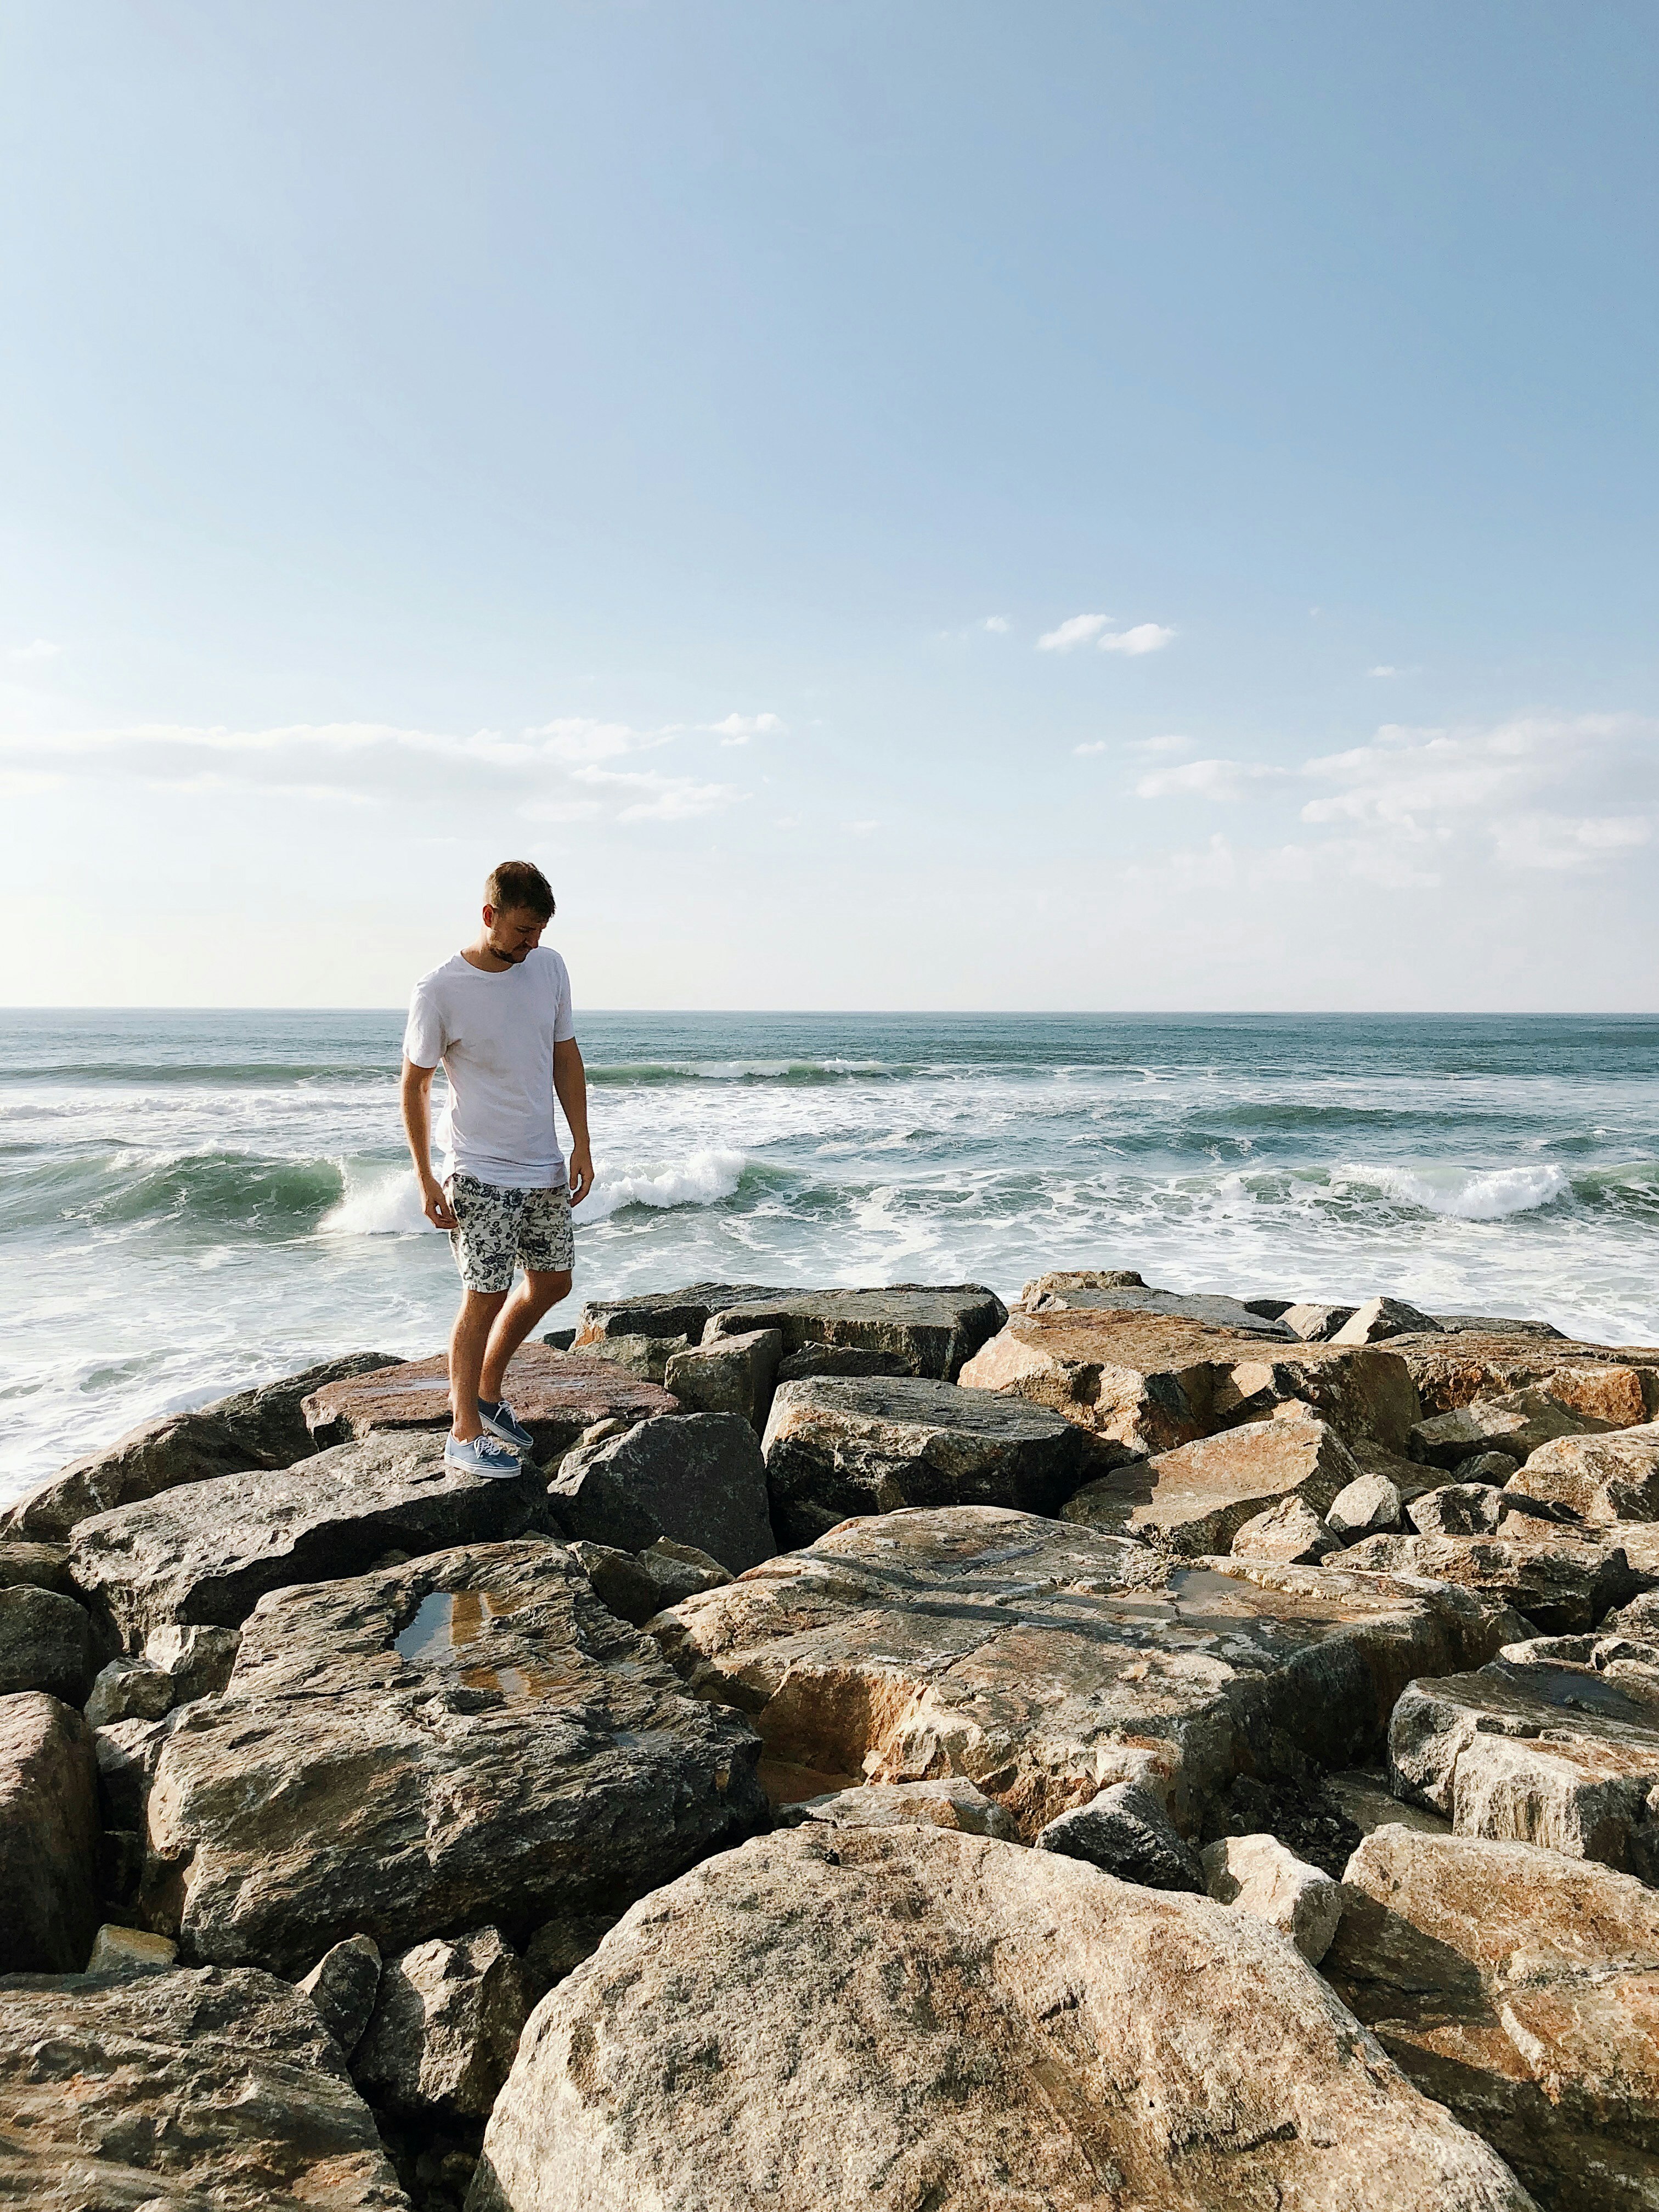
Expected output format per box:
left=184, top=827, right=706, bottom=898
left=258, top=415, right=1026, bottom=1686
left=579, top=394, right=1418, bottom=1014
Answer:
left=1395, top=1336, right=1659, bottom=1420
left=1327, top=1825, right=1659, bottom=2212
left=0, top=1964, right=408, bottom=2209
left=704, top=1284, right=1008, bottom=1381
left=0, top=1691, right=99, bottom=1972
left=1410, top=1385, right=1621, bottom=1471
left=1020, top=1276, right=1296, bottom=1339
left=548, top=1413, right=775, bottom=1573
left=1513, top=1421, right=1659, bottom=1523
left=470, top=1825, right=1528, bottom=2212
left=1390, top=1648, right=1659, bottom=1877
left=761, top=1378, right=1109, bottom=1550
left=303, top=1343, right=676, bottom=1458
left=70, top=1432, right=550, bottom=1652
left=652, top=1505, right=1514, bottom=1838
left=1, top=1352, right=400, bottom=1542
left=1064, top=1415, right=1362, bottom=1553
left=1331, top=1526, right=1638, bottom=1635
left=958, top=1308, right=1420, bottom=1459
left=146, top=1538, right=766, bottom=1976
left=575, top=1282, right=787, bottom=1343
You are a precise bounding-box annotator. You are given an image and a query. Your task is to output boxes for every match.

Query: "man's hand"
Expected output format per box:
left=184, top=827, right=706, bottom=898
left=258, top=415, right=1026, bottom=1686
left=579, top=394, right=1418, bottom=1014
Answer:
left=421, top=1176, right=459, bottom=1231
left=567, top=1144, right=595, bottom=1206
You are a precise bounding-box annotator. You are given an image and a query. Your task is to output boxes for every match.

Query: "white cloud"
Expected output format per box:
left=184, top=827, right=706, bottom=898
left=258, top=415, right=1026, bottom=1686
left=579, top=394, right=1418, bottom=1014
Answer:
left=1038, top=613, right=1173, bottom=656
left=8, top=639, right=60, bottom=662
left=522, top=718, right=656, bottom=764
left=1136, top=758, right=1285, bottom=802
left=1130, top=733, right=1191, bottom=755
left=571, top=765, right=744, bottom=821
left=706, top=712, right=786, bottom=747
left=1073, top=740, right=1108, bottom=757
left=1038, top=613, right=1113, bottom=652
left=1099, top=622, right=1174, bottom=656
left=1367, top=665, right=1399, bottom=678
left=1489, top=812, right=1651, bottom=872
left=980, top=616, right=1009, bottom=634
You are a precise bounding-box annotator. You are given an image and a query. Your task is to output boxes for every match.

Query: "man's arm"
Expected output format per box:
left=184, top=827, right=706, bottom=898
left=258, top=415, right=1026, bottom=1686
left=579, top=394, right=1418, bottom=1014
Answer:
left=553, top=1036, right=594, bottom=1205
left=400, top=1058, right=459, bottom=1229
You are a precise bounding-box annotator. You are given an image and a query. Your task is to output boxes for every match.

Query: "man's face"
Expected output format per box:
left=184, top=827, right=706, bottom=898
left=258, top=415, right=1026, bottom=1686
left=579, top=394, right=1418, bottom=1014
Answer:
left=483, top=904, right=547, bottom=963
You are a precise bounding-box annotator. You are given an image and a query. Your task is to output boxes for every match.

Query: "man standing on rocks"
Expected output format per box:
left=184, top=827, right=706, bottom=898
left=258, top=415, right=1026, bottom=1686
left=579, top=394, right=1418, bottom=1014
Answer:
left=400, top=860, right=594, bottom=1476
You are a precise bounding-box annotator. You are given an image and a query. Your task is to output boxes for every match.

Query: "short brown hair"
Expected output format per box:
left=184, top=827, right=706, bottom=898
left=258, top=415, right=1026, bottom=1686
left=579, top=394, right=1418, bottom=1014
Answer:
left=485, top=860, right=556, bottom=920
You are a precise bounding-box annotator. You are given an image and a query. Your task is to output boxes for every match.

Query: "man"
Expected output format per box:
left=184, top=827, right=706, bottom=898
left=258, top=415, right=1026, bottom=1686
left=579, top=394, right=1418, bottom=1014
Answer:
left=400, top=860, right=594, bottom=1476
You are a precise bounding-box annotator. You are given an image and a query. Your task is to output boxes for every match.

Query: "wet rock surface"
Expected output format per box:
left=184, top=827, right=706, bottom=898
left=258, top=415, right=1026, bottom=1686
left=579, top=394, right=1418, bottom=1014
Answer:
left=762, top=1376, right=1109, bottom=1549
left=0, top=1964, right=409, bottom=2209
left=469, top=1824, right=1530, bottom=2212
left=1063, top=1413, right=1361, bottom=1553
left=0, top=1690, right=100, bottom=1972
left=548, top=1412, right=775, bottom=1573
left=146, top=1538, right=767, bottom=1974
left=303, top=1344, right=677, bottom=1459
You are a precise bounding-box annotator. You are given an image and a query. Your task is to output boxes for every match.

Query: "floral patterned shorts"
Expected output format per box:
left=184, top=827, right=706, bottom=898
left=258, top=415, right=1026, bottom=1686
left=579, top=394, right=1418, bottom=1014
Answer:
left=445, top=1172, right=574, bottom=1293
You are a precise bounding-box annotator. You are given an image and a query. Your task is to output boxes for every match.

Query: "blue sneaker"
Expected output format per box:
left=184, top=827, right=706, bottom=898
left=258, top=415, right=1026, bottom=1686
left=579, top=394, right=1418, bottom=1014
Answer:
left=444, top=1431, right=523, bottom=1480
left=478, top=1398, right=536, bottom=1452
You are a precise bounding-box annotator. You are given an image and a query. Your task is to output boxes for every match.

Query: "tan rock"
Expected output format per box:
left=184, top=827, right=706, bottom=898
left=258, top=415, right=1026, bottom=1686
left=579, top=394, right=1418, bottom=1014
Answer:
left=1330, top=1295, right=1443, bottom=1345
left=574, top=1282, right=785, bottom=1345
left=1327, top=1825, right=1659, bottom=2212
left=1018, top=1274, right=1296, bottom=1339
left=1326, top=1471, right=1403, bottom=1541
left=1331, top=1525, right=1638, bottom=1635
left=469, top=1825, right=1530, bottom=2212
left=86, top=1921, right=178, bottom=1974
left=353, top=1925, right=530, bottom=2120
left=776, top=1776, right=1017, bottom=1839
left=302, top=1342, right=677, bottom=1458
left=1397, top=1335, right=1659, bottom=1420
left=0, top=1690, right=99, bottom=1972
left=1512, top=1421, right=1659, bottom=1523
left=1062, top=1414, right=1361, bottom=1553
left=1325, top=1768, right=1452, bottom=1841
left=1201, top=1832, right=1343, bottom=1963
left=1229, top=1494, right=1341, bottom=1562
left=1410, top=1385, right=1619, bottom=1471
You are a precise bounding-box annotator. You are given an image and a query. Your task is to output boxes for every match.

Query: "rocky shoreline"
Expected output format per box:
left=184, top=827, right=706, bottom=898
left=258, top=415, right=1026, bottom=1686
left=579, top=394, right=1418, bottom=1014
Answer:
left=5, top=1269, right=1659, bottom=2208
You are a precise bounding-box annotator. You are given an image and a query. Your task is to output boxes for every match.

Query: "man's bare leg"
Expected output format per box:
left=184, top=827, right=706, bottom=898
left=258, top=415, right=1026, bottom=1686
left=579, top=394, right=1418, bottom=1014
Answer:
left=450, top=1288, right=510, bottom=1441
left=480, top=1268, right=573, bottom=1404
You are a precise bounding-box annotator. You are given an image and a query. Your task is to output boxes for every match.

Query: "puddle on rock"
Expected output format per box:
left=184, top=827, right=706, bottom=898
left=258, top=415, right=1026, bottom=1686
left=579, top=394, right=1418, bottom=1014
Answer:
left=394, top=1590, right=580, bottom=1703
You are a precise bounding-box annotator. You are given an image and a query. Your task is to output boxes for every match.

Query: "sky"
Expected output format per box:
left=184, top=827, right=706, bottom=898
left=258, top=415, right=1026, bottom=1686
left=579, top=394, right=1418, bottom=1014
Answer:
left=1, top=2, right=1656, bottom=1011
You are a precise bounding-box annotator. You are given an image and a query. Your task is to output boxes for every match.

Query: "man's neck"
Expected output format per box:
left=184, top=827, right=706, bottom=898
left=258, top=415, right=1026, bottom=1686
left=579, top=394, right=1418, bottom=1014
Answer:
left=461, top=938, right=513, bottom=973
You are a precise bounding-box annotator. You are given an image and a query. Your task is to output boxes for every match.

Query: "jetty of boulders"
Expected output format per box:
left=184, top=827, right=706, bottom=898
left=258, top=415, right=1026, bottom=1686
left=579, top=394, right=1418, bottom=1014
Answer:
left=6, top=1268, right=1659, bottom=2209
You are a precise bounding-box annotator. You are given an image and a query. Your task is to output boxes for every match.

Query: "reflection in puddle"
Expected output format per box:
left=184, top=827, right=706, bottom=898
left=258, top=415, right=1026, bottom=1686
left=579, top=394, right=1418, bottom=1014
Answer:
left=394, top=1589, right=574, bottom=1703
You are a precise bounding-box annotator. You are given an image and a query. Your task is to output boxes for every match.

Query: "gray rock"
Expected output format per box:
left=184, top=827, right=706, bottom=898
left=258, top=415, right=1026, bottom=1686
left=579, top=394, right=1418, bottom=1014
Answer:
left=1240, top=1296, right=1294, bottom=1320
left=703, top=1283, right=1009, bottom=1381
left=775, top=1777, right=1018, bottom=1841
left=1, top=1351, right=400, bottom=1541
left=579, top=1331, right=690, bottom=1384
left=575, top=1282, right=786, bottom=1344
left=1283, top=1301, right=1359, bottom=1341
left=145, top=1538, right=766, bottom=1975
left=1332, top=1526, right=1638, bottom=1635
left=354, top=1925, right=530, bottom=2120
left=0, top=1964, right=407, bottom=2208
left=1605, top=1588, right=1659, bottom=1640
left=1020, top=1276, right=1297, bottom=1339
left=1407, top=1483, right=1504, bottom=1538
left=663, top=1327, right=783, bottom=1427
left=774, top=1342, right=913, bottom=1383
left=1065, top=1414, right=1361, bottom=1553
left=469, top=1825, right=1531, bottom=2212
left=94, top=1707, right=186, bottom=1830
left=303, top=1344, right=678, bottom=1460
left=1451, top=1449, right=1522, bottom=1485
left=0, top=1538, right=74, bottom=1592
left=0, top=1581, right=95, bottom=1702
left=569, top=1538, right=731, bottom=1627
left=299, top=1933, right=383, bottom=2058
left=1331, top=1296, right=1444, bottom=1345
left=144, top=1621, right=242, bottom=1701
left=1410, top=1385, right=1616, bottom=1471
left=85, top=1921, right=179, bottom=1973
left=762, top=1375, right=1107, bottom=1550
left=1019, top=1265, right=1145, bottom=1303
left=1034, top=1780, right=1206, bottom=1891
left=1201, top=1832, right=1343, bottom=1963
left=521, top=1912, right=616, bottom=2001
left=84, top=1654, right=176, bottom=1728
left=1510, top=1419, right=1659, bottom=1523
left=1324, top=1768, right=1452, bottom=1841
left=1326, top=1472, right=1403, bottom=1541
left=1229, top=1494, right=1342, bottom=1563
left=71, top=1429, right=549, bottom=1651
left=1432, top=1313, right=1568, bottom=1339
left=548, top=1413, right=774, bottom=1574
left=0, top=1691, right=99, bottom=1971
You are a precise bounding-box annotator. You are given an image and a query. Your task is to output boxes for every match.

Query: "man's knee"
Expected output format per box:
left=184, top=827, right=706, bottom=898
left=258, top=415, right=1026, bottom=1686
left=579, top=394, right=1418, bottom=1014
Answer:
left=523, top=1269, right=572, bottom=1314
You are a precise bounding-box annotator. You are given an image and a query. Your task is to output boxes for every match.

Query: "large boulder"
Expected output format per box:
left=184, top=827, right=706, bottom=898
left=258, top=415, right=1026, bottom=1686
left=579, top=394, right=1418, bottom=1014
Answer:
left=1327, top=1825, right=1659, bottom=2212
left=1331, top=1526, right=1639, bottom=1635
left=144, top=1538, right=766, bottom=1975
left=702, top=1284, right=1008, bottom=1381
left=0, top=1582, right=94, bottom=1702
left=958, top=1306, right=1420, bottom=1460
left=0, top=1352, right=400, bottom=1541
left=0, top=1965, right=407, bottom=2209
left=1020, top=1272, right=1295, bottom=1339
left=468, top=1825, right=1530, bottom=2212
left=569, top=1537, right=730, bottom=1627
left=548, top=1413, right=775, bottom=1574
left=69, top=1430, right=549, bottom=1652
left=1330, top=1296, right=1443, bottom=1345
left=652, top=1505, right=1516, bottom=1837
left=0, top=1691, right=99, bottom=1972
left=353, top=1925, right=531, bottom=2120
left=0, top=1539, right=73, bottom=1592
left=1511, top=1421, right=1659, bottom=1523
left=574, top=1282, right=786, bottom=1344
left=1398, top=1336, right=1659, bottom=1420
left=1390, top=1641, right=1659, bottom=1876
left=1202, top=1832, right=1344, bottom=1965
left=1410, top=1386, right=1621, bottom=1472
left=303, top=1343, right=676, bottom=1459
left=663, top=1327, right=783, bottom=1427
left=1062, top=1413, right=1361, bottom=1553
left=761, top=1378, right=1109, bottom=1550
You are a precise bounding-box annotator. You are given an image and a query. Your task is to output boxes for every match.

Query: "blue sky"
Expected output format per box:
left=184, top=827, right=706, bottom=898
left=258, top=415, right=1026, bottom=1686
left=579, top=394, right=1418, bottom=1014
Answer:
left=2, top=2, right=1656, bottom=1007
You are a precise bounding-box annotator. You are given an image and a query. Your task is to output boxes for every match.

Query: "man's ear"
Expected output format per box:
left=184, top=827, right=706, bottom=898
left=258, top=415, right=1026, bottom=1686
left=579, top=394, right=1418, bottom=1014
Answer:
left=481, top=903, right=496, bottom=929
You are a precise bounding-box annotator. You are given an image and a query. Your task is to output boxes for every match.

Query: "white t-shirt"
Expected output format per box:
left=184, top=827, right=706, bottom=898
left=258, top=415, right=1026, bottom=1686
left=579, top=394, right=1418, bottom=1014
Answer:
left=403, top=947, right=577, bottom=1188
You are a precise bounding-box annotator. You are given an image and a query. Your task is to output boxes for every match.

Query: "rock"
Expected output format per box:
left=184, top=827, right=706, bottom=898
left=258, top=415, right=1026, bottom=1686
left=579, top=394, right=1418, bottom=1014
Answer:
left=1453, top=1448, right=1522, bottom=1485
left=1242, top=1295, right=1294, bottom=1319
left=0, top=1581, right=94, bottom=1702
left=0, top=1351, right=401, bottom=1541
left=958, top=1306, right=1420, bottom=1459
left=548, top=1412, right=774, bottom=1573
left=1327, top=1825, right=1659, bottom=2212
left=144, top=1620, right=241, bottom=1701
left=1390, top=1646, right=1659, bottom=1875
left=303, top=1342, right=678, bottom=1459
left=579, top=1330, right=690, bottom=1383
left=70, top=1429, right=549, bottom=1651
left=703, top=1284, right=1009, bottom=1381
left=1402, top=1336, right=1659, bottom=1421
left=1230, top=1493, right=1342, bottom=1563
left=663, top=1327, right=783, bottom=1427
left=1411, top=1385, right=1619, bottom=1471
left=774, top=1343, right=913, bottom=1382
left=93, top=1707, right=186, bottom=1830
left=1433, top=1313, right=1568, bottom=1338
left=1325, top=1767, right=1453, bottom=1840
left=0, top=1963, right=407, bottom=2208
left=0, top=1538, right=73, bottom=1592
left=1019, top=1265, right=1146, bottom=1302
left=98, top=1826, right=144, bottom=1911
left=354, top=1926, right=529, bottom=2120
left=145, top=1538, right=766, bottom=1974
left=469, top=1824, right=1531, bottom=2212
left=0, top=1691, right=99, bottom=1971
left=1283, top=1301, right=1359, bottom=1341
left=84, top=1653, right=175, bottom=1727
left=1511, top=1420, right=1659, bottom=1523
left=1407, top=1482, right=1504, bottom=1537
left=1201, top=1832, right=1343, bottom=1963
left=86, top=1921, right=179, bottom=1974
left=521, top=1912, right=616, bottom=2000
left=652, top=1505, right=1515, bottom=1838
left=762, top=1376, right=1110, bottom=1550
left=543, top=1325, right=576, bottom=1350
left=300, top=1933, right=383, bottom=2058
left=1064, top=1414, right=1361, bottom=1553
left=1331, top=1295, right=1444, bottom=1345
left=569, top=1537, right=731, bottom=1627
left=1606, top=1588, right=1659, bottom=1640
left=575, top=1282, right=786, bottom=1344
left=1332, top=1526, right=1638, bottom=1635
left=1326, top=1472, right=1403, bottom=1541
left=777, top=1776, right=1019, bottom=1840
left=1035, top=1780, right=1206, bottom=1891
left=1019, top=1273, right=1296, bottom=1339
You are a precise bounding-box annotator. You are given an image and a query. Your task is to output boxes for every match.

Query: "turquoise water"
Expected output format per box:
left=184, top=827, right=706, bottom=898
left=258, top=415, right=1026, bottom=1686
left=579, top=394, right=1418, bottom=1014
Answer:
left=3, top=1008, right=1657, bottom=1503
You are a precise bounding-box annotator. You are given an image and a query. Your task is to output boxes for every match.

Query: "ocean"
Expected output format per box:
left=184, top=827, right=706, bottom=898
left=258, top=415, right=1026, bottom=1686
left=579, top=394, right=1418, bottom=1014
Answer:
left=3, top=1008, right=1657, bottom=1509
